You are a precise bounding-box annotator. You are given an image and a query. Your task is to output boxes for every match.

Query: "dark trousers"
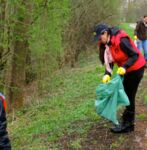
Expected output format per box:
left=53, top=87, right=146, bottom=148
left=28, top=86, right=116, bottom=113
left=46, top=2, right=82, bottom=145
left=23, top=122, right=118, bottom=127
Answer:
left=122, top=66, right=145, bottom=123
left=0, top=101, right=11, bottom=150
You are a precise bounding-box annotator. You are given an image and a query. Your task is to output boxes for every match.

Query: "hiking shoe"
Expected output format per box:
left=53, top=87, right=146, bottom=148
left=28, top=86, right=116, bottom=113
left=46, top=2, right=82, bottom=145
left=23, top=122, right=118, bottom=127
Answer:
left=110, top=123, right=134, bottom=133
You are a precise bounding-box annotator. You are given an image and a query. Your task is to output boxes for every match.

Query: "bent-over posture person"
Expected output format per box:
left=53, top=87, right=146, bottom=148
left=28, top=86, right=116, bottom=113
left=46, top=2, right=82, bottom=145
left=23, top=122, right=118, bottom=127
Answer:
left=93, top=23, right=145, bottom=133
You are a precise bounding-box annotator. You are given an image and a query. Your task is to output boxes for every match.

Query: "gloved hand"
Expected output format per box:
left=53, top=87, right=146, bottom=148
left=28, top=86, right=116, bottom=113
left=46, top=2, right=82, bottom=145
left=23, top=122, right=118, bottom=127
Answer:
left=134, top=35, right=138, bottom=40
left=102, top=74, right=111, bottom=83
left=117, top=67, right=126, bottom=75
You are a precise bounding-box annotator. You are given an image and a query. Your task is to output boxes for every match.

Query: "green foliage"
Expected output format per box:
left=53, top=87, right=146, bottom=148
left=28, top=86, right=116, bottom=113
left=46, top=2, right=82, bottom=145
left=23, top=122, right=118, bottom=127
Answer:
left=1, top=0, right=71, bottom=94
left=30, top=0, right=70, bottom=56
left=60, top=0, right=122, bottom=70
left=1, top=0, right=122, bottom=96
left=28, top=0, right=71, bottom=93
left=119, top=23, right=134, bottom=39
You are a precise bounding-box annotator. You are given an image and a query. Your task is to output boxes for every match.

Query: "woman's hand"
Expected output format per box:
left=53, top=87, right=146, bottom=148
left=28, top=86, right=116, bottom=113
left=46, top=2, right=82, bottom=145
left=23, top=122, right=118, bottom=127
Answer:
left=117, top=67, right=126, bottom=75
left=102, top=74, right=111, bottom=83
left=134, top=35, right=138, bottom=40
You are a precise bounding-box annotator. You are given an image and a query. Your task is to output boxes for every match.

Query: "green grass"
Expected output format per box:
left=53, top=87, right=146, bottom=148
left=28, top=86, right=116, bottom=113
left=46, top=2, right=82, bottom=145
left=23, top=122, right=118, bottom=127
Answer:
left=136, top=113, right=147, bottom=120
left=144, top=95, right=147, bottom=104
left=8, top=50, right=103, bottom=150
left=70, top=139, right=82, bottom=149
left=119, top=23, right=134, bottom=39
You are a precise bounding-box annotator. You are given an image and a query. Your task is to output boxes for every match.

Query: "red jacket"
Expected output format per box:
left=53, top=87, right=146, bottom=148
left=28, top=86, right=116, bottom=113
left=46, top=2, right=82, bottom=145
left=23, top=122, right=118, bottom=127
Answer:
left=0, top=94, right=11, bottom=149
left=0, top=94, right=7, bottom=111
left=110, top=30, right=145, bottom=73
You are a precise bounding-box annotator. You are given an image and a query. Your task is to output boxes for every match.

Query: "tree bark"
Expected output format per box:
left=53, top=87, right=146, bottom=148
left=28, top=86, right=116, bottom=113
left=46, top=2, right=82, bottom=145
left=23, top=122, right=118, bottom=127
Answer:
left=4, top=0, right=31, bottom=112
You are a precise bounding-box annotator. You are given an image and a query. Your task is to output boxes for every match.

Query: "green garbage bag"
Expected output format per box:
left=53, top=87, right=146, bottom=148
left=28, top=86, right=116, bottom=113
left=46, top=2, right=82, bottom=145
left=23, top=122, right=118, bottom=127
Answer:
left=95, top=75, right=130, bottom=125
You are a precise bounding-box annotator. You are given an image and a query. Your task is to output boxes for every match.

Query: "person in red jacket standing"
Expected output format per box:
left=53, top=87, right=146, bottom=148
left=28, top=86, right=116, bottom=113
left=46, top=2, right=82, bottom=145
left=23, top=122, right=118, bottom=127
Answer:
left=0, top=93, right=11, bottom=149
left=93, top=23, right=146, bottom=133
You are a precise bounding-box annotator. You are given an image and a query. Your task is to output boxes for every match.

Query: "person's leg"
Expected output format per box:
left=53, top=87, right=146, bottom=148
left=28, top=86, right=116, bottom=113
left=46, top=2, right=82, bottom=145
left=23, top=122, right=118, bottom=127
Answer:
left=111, top=67, right=144, bottom=133
left=122, top=67, right=144, bottom=123
left=137, top=40, right=143, bottom=53
left=142, top=40, right=147, bottom=65
left=0, top=101, right=11, bottom=149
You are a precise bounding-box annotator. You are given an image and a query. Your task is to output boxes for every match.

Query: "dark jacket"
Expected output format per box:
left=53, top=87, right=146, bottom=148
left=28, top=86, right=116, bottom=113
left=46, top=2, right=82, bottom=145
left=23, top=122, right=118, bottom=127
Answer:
left=0, top=100, right=11, bottom=150
left=134, top=20, right=147, bottom=40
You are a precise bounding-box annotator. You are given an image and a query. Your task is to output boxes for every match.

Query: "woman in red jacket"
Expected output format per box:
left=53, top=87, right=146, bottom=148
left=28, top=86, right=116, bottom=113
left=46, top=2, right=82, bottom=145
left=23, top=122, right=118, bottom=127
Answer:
left=93, top=23, right=145, bottom=133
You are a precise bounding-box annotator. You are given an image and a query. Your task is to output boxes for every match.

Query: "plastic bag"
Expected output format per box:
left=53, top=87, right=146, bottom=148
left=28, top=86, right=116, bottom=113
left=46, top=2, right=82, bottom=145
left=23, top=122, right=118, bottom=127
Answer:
left=95, top=75, right=130, bottom=125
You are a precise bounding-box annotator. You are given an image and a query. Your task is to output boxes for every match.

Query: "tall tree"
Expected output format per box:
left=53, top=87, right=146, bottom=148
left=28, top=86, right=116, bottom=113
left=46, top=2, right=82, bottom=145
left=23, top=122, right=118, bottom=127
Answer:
left=0, top=0, right=7, bottom=80
left=4, top=0, right=31, bottom=111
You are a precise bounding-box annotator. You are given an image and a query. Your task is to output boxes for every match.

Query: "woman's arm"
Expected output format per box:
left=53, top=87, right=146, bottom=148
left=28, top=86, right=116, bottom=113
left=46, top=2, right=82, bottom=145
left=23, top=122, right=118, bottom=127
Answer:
left=105, top=63, right=114, bottom=76
left=120, top=37, right=139, bottom=69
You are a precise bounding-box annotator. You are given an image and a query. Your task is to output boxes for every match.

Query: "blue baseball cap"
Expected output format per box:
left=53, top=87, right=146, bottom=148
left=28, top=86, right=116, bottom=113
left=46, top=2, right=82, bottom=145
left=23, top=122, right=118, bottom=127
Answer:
left=93, top=23, right=109, bottom=41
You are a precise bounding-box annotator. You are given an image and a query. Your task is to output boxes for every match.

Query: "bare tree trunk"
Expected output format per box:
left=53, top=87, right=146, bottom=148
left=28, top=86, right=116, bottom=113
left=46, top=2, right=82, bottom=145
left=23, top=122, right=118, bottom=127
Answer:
left=4, top=0, right=31, bottom=112
left=0, top=0, right=6, bottom=71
